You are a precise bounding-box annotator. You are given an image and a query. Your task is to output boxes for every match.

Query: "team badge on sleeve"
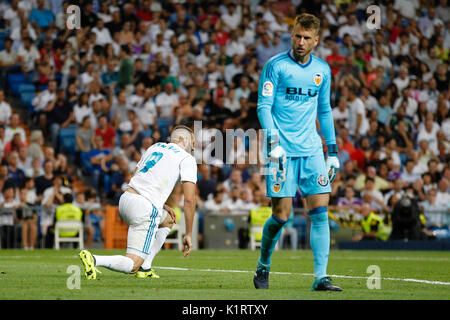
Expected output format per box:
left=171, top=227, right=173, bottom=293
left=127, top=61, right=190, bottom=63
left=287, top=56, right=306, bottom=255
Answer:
left=317, top=174, right=329, bottom=187
left=313, top=73, right=323, bottom=86
left=262, top=81, right=274, bottom=96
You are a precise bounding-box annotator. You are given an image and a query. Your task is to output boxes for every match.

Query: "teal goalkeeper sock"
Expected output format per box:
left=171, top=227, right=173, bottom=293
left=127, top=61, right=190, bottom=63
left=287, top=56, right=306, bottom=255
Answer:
left=257, top=214, right=286, bottom=271
left=309, top=207, right=330, bottom=279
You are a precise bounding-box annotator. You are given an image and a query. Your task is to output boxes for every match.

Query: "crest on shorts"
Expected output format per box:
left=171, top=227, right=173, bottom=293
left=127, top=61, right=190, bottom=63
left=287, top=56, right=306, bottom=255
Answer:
left=262, top=81, right=274, bottom=96
left=317, top=174, right=329, bottom=187
left=273, top=182, right=281, bottom=193
left=313, top=73, right=323, bottom=86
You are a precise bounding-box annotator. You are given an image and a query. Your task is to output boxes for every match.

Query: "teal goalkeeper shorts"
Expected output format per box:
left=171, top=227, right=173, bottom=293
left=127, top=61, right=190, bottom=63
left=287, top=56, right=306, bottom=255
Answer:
left=265, top=153, right=331, bottom=198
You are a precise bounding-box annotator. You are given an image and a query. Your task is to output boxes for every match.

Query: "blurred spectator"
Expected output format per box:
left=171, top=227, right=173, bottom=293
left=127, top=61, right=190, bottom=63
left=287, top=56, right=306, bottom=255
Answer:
left=203, top=189, right=229, bottom=213
left=42, top=174, right=71, bottom=209
left=0, top=90, right=12, bottom=127
left=95, top=114, right=116, bottom=150
left=335, top=186, right=363, bottom=213
left=76, top=116, right=94, bottom=163
left=197, top=163, right=217, bottom=201
left=47, top=88, right=74, bottom=151
left=29, top=0, right=55, bottom=28
left=5, top=113, right=26, bottom=144
left=239, top=188, right=258, bottom=211
left=360, top=177, right=386, bottom=211
left=401, top=159, right=422, bottom=186
left=347, top=87, right=369, bottom=141
left=222, top=186, right=244, bottom=212
left=72, top=191, right=94, bottom=248
left=256, top=32, right=274, bottom=68
left=353, top=203, right=389, bottom=241
left=0, top=37, right=21, bottom=93
left=27, top=130, right=44, bottom=161
left=16, top=186, right=37, bottom=250
left=436, top=178, right=450, bottom=206
left=326, top=44, right=346, bottom=77
left=6, top=151, right=25, bottom=188
left=34, top=159, right=54, bottom=199
left=419, top=188, right=448, bottom=228
left=0, top=184, right=20, bottom=248
left=0, top=125, right=6, bottom=160
left=25, top=157, right=44, bottom=179
left=84, top=135, right=113, bottom=193
left=4, top=132, right=26, bottom=155
left=355, top=165, right=392, bottom=192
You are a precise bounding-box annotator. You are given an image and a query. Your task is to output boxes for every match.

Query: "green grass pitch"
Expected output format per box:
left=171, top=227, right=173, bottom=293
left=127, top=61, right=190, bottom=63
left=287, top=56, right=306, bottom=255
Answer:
left=0, top=249, right=449, bottom=300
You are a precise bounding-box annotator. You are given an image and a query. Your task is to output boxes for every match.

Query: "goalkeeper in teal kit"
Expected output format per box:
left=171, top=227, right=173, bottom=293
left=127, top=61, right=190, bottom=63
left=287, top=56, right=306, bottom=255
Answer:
left=254, top=13, right=342, bottom=291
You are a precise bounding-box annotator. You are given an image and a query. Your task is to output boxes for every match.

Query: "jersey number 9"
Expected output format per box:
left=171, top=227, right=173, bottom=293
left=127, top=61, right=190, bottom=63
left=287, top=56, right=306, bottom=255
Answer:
left=140, top=152, right=164, bottom=173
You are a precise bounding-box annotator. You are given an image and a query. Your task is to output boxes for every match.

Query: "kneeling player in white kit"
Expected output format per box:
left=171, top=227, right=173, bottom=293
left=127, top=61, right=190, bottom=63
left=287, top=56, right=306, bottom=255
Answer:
left=79, top=126, right=197, bottom=280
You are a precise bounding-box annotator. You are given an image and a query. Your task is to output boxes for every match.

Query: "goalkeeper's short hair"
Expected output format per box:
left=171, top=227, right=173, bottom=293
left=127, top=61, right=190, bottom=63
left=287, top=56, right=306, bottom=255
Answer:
left=294, top=13, right=321, bottom=34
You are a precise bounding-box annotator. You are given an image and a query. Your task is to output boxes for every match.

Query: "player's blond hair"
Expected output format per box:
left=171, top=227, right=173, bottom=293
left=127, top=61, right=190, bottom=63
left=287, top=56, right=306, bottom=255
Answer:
left=294, top=13, right=321, bottom=35
left=170, top=125, right=194, bottom=149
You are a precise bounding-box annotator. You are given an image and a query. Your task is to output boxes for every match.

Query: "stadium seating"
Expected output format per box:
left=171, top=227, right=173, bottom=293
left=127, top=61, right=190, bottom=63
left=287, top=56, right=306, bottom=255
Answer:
left=17, top=83, right=35, bottom=93
left=8, top=73, right=29, bottom=96
left=157, top=118, right=170, bottom=140
left=59, top=126, right=78, bottom=157
left=0, top=31, right=5, bottom=50
left=20, top=92, right=35, bottom=113
left=142, top=129, right=153, bottom=138
left=54, top=220, right=84, bottom=250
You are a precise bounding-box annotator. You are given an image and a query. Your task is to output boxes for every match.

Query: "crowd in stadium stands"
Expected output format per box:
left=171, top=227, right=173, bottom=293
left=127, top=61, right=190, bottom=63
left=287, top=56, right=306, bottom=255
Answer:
left=0, top=0, right=448, bottom=249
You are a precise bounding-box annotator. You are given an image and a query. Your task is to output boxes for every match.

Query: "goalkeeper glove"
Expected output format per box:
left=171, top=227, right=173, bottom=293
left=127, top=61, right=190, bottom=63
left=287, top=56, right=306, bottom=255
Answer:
left=269, top=145, right=287, bottom=171
left=326, top=144, right=340, bottom=183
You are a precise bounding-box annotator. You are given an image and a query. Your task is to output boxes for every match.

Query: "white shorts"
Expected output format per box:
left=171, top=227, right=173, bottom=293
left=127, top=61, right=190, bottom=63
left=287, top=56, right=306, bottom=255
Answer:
left=118, top=192, right=161, bottom=259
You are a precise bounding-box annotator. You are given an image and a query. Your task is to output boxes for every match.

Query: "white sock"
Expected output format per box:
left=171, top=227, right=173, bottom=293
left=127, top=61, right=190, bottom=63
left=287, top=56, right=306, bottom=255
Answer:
left=141, top=227, right=171, bottom=270
left=93, top=255, right=134, bottom=274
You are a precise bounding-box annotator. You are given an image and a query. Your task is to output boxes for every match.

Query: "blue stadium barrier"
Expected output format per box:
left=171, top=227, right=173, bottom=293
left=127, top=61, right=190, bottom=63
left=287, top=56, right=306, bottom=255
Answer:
left=338, top=240, right=450, bottom=251
left=59, top=126, right=78, bottom=157
left=0, top=39, right=4, bottom=51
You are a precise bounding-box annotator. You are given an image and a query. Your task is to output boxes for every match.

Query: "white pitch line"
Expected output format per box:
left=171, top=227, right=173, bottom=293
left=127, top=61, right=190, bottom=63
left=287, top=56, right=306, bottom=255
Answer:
left=300, top=256, right=450, bottom=262
left=155, top=266, right=450, bottom=286
left=1, top=255, right=449, bottom=285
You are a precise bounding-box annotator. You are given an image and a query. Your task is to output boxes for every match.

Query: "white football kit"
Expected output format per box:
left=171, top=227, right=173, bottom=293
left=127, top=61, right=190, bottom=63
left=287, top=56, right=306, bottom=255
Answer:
left=120, top=142, right=197, bottom=258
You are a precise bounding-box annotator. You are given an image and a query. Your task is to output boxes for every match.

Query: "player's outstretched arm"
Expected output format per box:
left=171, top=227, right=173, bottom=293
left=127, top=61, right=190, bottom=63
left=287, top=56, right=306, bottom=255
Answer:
left=317, top=65, right=339, bottom=182
left=181, top=181, right=196, bottom=257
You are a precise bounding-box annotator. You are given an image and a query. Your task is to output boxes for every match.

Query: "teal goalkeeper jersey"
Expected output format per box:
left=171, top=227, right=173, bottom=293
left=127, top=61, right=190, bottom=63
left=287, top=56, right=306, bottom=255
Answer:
left=257, top=50, right=336, bottom=157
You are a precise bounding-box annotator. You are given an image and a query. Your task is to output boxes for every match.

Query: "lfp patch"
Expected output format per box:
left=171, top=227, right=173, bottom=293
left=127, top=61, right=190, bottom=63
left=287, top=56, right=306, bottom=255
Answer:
left=313, top=73, right=323, bottom=86
left=273, top=182, right=281, bottom=193
left=317, top=174, right=329, bottom=187
left=262, top=81, right=274, bottom=96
